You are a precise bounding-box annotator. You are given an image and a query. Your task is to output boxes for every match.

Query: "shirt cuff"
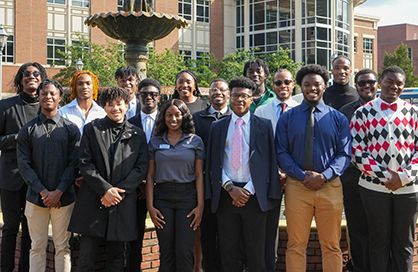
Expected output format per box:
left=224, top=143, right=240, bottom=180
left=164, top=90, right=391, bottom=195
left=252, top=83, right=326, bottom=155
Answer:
left=243, top=180, right=255, bottom=195
left=321, top=168, right=334, bottom=181
left=398, top=171, right=410, bottom=186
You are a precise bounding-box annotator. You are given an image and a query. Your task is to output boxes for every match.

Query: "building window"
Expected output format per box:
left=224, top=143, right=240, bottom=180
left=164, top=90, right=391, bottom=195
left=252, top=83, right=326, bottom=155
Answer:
left=354, top=36, right=357, bottom=53
left=1, top=35, right=14, bottom=64
left=363, top=38, right=373, bottom=54
left=179, top=0, right=192, bottom=20
left=408, top=47, right=413, bottom=60
left=117, top=0, right=123, bottom=11
left=196, top=0, right=210, bottom=23
left=72, top=0, right=89, bottom=7
left=47, top=38, right=66, bottom=65
left=363, top=54, right=373, bottom=69
left=47, top=0, right=66, bottom=4
left=180, top=50, right=192, bottom=61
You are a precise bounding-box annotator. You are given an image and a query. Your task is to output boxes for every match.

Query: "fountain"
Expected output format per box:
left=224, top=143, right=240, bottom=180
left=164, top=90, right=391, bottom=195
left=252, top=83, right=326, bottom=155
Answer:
left=84, top=0, right=188, bottom=80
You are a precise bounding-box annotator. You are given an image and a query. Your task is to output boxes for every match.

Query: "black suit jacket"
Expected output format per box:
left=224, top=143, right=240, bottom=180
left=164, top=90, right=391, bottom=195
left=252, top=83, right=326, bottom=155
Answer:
left=68, top=117, right=148, bottom=241
left=0, top=95, right=40, bottom=191
left=205, top=113, right=281, bottom=213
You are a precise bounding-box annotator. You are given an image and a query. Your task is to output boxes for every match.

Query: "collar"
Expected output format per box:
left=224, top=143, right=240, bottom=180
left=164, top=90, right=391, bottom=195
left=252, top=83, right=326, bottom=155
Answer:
left=20, top=91, right=39, bottom=104
left=208, top=105, right=229, bottom=115
left=377, top=97, right=402, bottom=108
left=272, top=97, right=299, bottom=108
left=160, top=132, right=193, bottom=145
left=331, top=81, right=352, bottom=93
left=39, top=112, right=61, bottom=124
left=301, top=100, right=326, bottom=112
left=141, top=110, right=158, bottom=121
left=231, top=111, right=251, bottom=124
left=129, top=97, right=137, bottom=108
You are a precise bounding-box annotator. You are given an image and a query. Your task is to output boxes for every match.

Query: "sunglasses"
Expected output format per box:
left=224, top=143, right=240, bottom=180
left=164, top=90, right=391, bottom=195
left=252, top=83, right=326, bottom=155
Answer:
left=273, top=80, right=293, bottom=86
left=139, top=92, right=160, bottom=99
left=23, top=71, right=41, bottom=78
left=357, top=80, right=377, bottom=87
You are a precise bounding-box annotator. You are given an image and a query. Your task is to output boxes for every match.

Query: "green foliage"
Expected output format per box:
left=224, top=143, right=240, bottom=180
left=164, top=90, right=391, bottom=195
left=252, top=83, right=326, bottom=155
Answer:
left=216, top=47, right=302, bottom=87
left=53, top=35, right=125, bottom=86
left=381, top=43, right=418, bottom=87
left=185, top=52, right=218, bottom=87
left=146, top=48, right=187, bottom=86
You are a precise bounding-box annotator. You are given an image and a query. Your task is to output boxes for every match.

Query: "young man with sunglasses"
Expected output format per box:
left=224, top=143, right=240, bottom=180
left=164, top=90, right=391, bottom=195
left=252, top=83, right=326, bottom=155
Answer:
left=126, top=78, right=161, bottom=272
left=339, top=68, right=378, bottom=272
left=254, top=68, right=299, bottom=272
left=324, top=55, right=359, bottom=110
left=351, top=66, right=418, bottom=272
left=0, top=62, right=48, bottom=272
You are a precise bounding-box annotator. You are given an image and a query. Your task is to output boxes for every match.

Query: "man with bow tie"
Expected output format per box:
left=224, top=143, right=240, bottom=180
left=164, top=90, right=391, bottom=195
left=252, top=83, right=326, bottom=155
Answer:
left=350, top=66, right=418, bottom=272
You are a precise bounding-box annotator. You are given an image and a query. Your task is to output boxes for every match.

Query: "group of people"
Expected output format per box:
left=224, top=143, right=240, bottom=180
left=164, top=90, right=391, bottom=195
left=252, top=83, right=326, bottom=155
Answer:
left=0, top=55, right=416, bottom=272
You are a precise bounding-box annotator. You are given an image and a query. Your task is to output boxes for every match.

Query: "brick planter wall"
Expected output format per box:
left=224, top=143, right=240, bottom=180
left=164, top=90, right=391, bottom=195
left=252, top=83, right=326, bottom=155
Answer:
left=2, top=222, right=418, bottom=271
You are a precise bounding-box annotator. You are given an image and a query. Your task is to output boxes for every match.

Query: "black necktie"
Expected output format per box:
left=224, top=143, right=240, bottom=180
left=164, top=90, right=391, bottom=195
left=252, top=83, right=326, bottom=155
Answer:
left=214, top=111, right=221, bottom=120
left=303, top=107, right=315, bottom=171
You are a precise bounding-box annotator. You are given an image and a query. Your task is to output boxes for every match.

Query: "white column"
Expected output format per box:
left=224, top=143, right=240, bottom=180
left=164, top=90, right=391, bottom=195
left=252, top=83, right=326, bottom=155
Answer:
left=295, top=0, right=302, bottom=64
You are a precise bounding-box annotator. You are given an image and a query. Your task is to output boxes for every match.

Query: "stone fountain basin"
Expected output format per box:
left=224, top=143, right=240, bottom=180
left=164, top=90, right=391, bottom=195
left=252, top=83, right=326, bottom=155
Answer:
left=85, top=11, right=188, bottom=44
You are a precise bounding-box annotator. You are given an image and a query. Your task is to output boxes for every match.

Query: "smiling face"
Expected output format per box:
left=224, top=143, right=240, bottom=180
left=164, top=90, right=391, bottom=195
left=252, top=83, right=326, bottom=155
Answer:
left=76, top=73, right=94, bottom=101
left=301, top=73, right=326, bottom=106
left=272, top=71, right=295, bottom=102
left=116, top=75, right=139, bottom=101
left=165, top=104, right=183, bottom=132
left=175, top=72, right=196, bottom=102
left=245, top=63, right=266, bottom=87
left=230, top=87, right=253, bottom=117
left=21, top=66, right=42, bottom=96
left=356, top=73, right=378, bottom=104
left=139, top=85, right=160, bottom=114
left=379, top=72, right=405, bottom=104
left=39, top=84, right=62, bottom=116
left=331, top=58, right=352, bottom=85
left=209, top=81, right=230, bottom=110
left=104, top=99, right=128, bottom=123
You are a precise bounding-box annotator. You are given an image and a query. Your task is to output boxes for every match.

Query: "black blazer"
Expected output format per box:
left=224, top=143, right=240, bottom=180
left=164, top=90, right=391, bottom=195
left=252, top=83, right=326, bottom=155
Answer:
left=0, top=95, right=40, bottom=191
left=68, top=117, right=148, bottom=241
left=205, top=113, right=281, bottom=213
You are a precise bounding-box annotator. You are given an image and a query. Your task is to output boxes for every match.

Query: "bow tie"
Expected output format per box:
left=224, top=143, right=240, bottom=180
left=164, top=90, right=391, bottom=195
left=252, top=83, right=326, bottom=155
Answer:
left=381, top=102, right=397, bottom=112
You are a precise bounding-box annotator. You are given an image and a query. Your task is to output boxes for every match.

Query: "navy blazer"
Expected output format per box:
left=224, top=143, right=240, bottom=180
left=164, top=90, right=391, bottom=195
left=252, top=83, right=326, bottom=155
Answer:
left=205, top=113, right=281, bottom=213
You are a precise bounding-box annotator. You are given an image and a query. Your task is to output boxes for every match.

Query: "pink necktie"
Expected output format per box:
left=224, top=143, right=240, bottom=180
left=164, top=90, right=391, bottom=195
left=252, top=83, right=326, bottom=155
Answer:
left=231, top=118, right=244, bottom=170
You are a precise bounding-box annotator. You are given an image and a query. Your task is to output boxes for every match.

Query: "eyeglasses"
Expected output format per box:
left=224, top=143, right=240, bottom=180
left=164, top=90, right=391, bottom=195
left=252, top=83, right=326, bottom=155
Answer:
left=356, top=80, right=377, bottom=87
left=139, top=92, right=160, bottom=99
left=209, top=87, right=229, bottom=93
left=273, top=80, right=293, bottom=86
left=230, top=93, right=252, bottom=100
left=23, top=71, right=41, bottom=78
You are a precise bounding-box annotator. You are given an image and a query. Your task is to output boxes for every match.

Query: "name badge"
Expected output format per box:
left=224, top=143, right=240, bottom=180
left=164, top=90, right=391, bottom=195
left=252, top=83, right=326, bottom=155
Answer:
left=159, top=144, right=170, bottom=149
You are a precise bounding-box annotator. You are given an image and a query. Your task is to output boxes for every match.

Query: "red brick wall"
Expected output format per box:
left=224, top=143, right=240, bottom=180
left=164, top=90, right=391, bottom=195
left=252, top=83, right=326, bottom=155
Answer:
left=353, top=18, right=378, bottom=73
left=89, top=0, right=118, bottom=45
left=210, top=0, right=225, bottom=63
left=153, top=0, right=178, bottom=53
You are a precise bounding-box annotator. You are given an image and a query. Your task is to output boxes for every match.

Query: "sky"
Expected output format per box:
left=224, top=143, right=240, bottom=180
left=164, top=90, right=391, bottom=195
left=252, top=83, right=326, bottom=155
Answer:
left=354, top=0, right=418, bottom=26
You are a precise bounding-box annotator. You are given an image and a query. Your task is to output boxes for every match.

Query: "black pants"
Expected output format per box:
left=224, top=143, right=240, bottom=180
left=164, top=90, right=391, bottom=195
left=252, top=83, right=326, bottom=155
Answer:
left=265, top=203, right=280, bottom=272
left=341, top=168, right=370, bottom=272
left=217, top=189, right=267, bottom=272
left=200, top=198, right=221, bottom=272
left=154, top=182, right=197, bottom=272
left=77, top=235, right=125, bottom=272
left=126, top=198, right=147, bottom=272
left=360, top=187, right=418, bottom=272
left=0, top=185, right=31, bottom=272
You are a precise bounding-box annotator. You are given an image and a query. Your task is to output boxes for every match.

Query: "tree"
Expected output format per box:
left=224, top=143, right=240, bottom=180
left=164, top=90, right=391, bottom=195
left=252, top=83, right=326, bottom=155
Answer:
left=146, top=48, right=187, bottom=86
left=53, top=35, right=125, bottom=86
left=382, top=43, right=418, bottom=87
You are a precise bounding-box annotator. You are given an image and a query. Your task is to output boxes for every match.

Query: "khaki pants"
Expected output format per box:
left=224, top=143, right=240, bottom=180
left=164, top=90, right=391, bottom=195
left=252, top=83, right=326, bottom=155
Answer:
left=285, top=177, right=343, bottom=272
left=25, top=201, right=74, bottom=272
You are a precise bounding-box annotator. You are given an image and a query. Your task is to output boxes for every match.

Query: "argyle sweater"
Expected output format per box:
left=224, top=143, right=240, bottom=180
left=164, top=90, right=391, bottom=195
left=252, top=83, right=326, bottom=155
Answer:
left=350, top=98, right=418, bottom=194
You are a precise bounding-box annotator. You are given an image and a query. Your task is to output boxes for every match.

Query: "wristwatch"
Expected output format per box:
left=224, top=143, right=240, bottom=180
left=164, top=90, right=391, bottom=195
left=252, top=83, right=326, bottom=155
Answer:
left=223, top=180, right=234, bottom=192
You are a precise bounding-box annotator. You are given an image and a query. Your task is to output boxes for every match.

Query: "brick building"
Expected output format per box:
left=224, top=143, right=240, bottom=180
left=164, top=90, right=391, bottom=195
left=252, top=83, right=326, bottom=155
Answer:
left=353, top=12, right=379, bottom=73
left=1, top=0, right=374, bottom=97
left=378, top=23, right=418, bottom=76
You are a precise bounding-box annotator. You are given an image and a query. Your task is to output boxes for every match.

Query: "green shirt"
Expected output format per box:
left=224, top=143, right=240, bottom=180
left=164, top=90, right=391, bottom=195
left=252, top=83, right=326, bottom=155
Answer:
left=250, top=87, right=276, bottom=113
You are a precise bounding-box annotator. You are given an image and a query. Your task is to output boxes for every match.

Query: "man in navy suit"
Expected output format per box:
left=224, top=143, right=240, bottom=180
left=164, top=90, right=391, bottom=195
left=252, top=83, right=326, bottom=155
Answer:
left=205, top=76, right=281, bottom=272
left=127, top=78, right=161, bottom=272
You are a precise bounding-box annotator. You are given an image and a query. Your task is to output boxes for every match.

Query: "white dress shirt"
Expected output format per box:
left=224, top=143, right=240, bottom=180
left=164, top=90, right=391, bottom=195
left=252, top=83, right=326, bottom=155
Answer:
left=254, top=97, right=299, bottom=133
left=126, top=98, right=138, bottom=120
left=208, top=105, right=229, bottom=115
left=59, top=98, right=106, bottom=135
left=140, top=110, right=158, bottom=143
left=221, top=111, right=255, bottom=194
